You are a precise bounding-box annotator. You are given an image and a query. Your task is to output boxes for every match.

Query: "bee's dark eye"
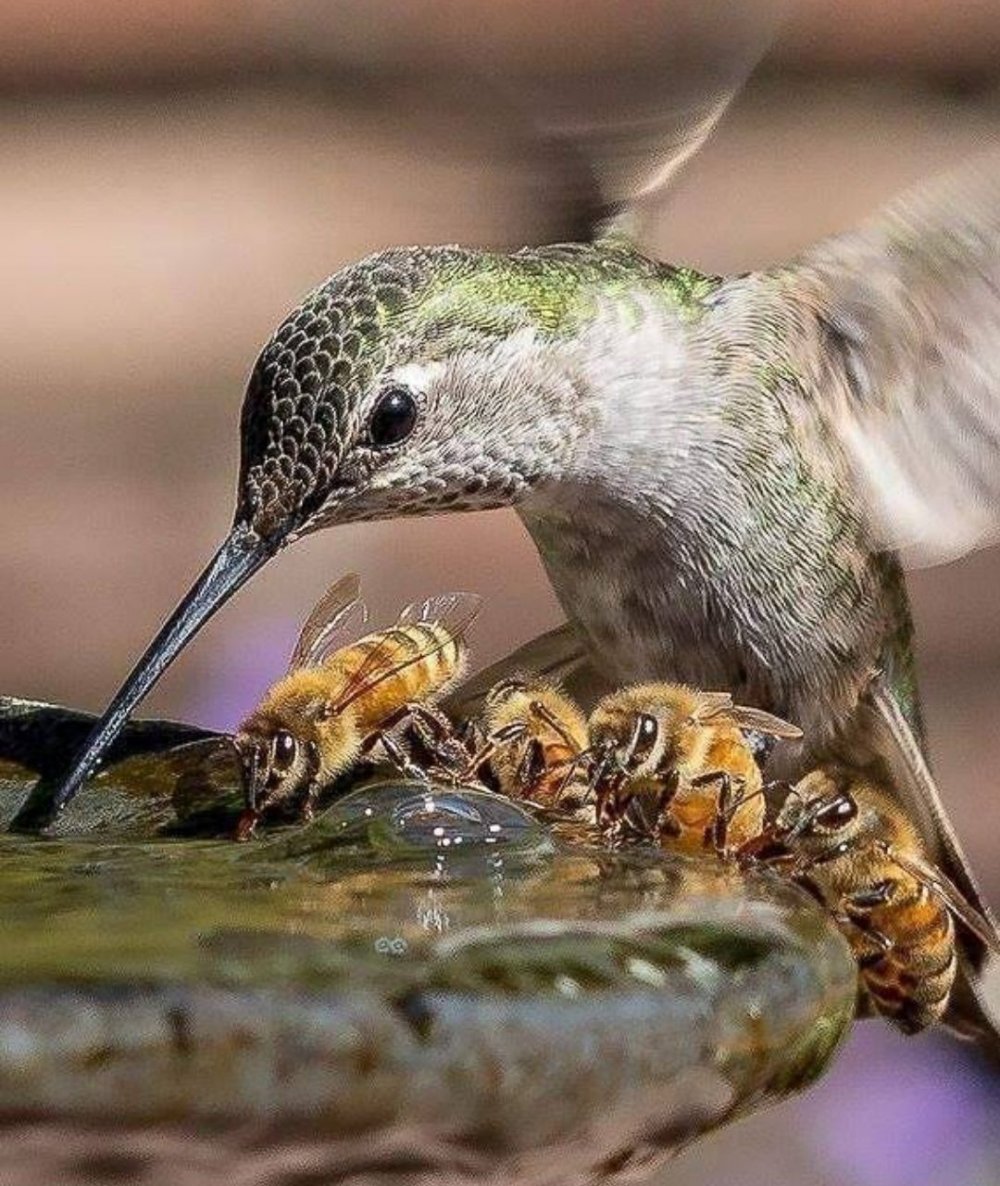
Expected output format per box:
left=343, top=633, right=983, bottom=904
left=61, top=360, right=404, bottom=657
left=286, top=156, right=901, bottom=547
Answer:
left=628, top=712, right=659, bottom=764
left=813, top=793, right=858, bottom=831
left=368, top=386, right=418, bottom=448
left=272, top=730, right=298, bottom=772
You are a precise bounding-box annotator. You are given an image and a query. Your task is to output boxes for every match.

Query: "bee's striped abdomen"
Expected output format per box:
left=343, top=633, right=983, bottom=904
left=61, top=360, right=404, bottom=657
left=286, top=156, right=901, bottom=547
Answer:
left=348, top=623, right=466, bottom=732
left=861, top=883, right=957, bottom=1034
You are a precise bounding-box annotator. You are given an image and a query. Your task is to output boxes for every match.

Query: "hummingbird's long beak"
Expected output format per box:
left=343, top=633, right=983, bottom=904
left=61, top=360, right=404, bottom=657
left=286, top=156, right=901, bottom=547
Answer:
left=10, top=523, right=275, bottom=831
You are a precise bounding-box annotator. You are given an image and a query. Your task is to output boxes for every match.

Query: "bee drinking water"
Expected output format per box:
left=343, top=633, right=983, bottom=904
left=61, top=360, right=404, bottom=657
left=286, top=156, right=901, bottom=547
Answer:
left=469, top=676, right=592, bottom=813
left=745, top=767, right=1000, bottom=1036
left=233, top=573, right=480, bottom=837
left=587, top=683, right=802, bottom=853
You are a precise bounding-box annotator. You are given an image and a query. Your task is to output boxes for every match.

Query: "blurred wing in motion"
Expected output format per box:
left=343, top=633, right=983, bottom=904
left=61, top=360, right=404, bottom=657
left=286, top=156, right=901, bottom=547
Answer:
left=790, top=149, right=1000, bottom=567
left=500, top=0, right=794, bottom=238
left=288, top=573, right=367, bottom=671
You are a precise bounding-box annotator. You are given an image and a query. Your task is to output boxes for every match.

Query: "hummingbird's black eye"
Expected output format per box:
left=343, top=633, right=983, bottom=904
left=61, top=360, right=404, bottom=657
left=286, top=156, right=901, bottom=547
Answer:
left=368, top=386, right=418, bottom=448
left=272, top=730, right=298, bottom=772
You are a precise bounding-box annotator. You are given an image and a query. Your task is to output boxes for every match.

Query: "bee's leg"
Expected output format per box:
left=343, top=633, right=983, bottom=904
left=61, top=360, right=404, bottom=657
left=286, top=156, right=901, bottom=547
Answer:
left=357, top=730, right=385, bottom=757
left=363, top=705, right=448, bottom=780
left=616, top=776, right=676, bottom=844
left=594, top=766, right=629, bottom=830
left=704, top=772, right=734, bottom=855
left=294, top=742, right=324, bottom=822
left=552, top=752, right=594, bottom=811
left=685, top=770, right=743, bottom=856
left=405, top=703, right=459, bottom=742
left=463, top=722, right=529, bottom=780
left=831, top=908, right=895, bottom=967
left=689, top=770, right=726, bottom=788
left=777, top=848, right=893, bottom=964
left=296, top=780, right=320, bottom=824
left=515, top=738, right=547, bottom=799
left=839, top=881, right=899, bottom=966
left=651, top=771, right=682, bottom=835
left=459, top=717, right=488, bottom=758
left=458, top=718, right=503, bottom=790
left=845, top=880, right=898, bottom=911
left=376, top=728, right=433, bottom=784
left=234, top=808, right=259, bottom=843
left=396, top=703, right=473, bottom=777
left=791, top=874, right=896, bottom=967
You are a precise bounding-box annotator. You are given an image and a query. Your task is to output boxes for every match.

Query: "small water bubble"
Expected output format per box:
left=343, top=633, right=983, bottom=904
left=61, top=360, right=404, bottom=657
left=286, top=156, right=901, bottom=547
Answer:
left=282, top=782, right=554, bottom=864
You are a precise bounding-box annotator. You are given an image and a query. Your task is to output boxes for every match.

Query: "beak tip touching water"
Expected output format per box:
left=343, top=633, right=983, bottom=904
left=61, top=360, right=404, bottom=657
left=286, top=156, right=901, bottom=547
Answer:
left=9, top=523, right=275, bottom=833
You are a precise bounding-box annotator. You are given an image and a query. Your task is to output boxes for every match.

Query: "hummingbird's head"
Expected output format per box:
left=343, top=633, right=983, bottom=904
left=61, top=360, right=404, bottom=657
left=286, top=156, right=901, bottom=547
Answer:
left=236, top=245, right=597, bottom=546
left=30, top=244, right=606, bottom=828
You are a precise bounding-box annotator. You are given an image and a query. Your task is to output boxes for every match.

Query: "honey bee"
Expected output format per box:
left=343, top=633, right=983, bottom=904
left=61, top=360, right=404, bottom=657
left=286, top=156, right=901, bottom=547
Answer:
left=587, top=683, right=801, bottom=853
left=748, top=767, right=1000, bottom=1035
left=468, top=675, right=592, bottom=812
left=233, top=573, right=480, bottom=836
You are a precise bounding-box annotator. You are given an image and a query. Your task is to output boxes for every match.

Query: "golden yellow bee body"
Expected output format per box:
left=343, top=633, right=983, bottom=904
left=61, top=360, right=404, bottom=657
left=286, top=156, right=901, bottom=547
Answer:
left=664, top=725, right=767, bottom=855
left=245, top=620, right=466, bottom=776
left=234, top=574, right=479, bottom=829
left=588, top=682, right=798, bottom=854
left=765, top=768, right=998, bottom=1035
left=478, top=676, right=590, bottom=810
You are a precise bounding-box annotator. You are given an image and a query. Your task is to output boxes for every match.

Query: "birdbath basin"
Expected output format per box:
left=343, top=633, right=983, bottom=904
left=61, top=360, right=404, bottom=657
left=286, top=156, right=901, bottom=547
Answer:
left=0, top=698, right=856, bottom=1185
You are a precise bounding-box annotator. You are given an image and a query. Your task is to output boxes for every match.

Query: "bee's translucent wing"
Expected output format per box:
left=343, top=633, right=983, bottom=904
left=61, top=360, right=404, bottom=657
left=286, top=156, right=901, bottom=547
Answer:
left=726, top=705, right=803, bottom=739
left=886, top=846, right=1000, bottom=956
left=691, top=691, right=735, bottom=722
left=398, top=592, right=483, bottom=640
left=786, top=149, right=1000, bottom=568
left=330, top=592, right=482, bottom=714
left=694, top=692, right=802, bottom=738
left=287, top=573, right=368, bottom=671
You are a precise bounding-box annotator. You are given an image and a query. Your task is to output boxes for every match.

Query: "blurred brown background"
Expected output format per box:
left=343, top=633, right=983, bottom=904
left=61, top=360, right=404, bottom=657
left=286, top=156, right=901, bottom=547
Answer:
left=2, top=1, right=1000, bottom=1182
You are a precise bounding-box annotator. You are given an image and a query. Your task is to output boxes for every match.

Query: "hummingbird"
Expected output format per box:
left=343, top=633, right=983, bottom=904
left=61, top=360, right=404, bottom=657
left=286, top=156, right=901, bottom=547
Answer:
left=14, top=106, right=1000, bottom=1040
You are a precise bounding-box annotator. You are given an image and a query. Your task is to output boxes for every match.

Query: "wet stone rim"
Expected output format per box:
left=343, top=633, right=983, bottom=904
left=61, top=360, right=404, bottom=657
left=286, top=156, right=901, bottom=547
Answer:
left=0, top=906, right=856, bottom=1180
